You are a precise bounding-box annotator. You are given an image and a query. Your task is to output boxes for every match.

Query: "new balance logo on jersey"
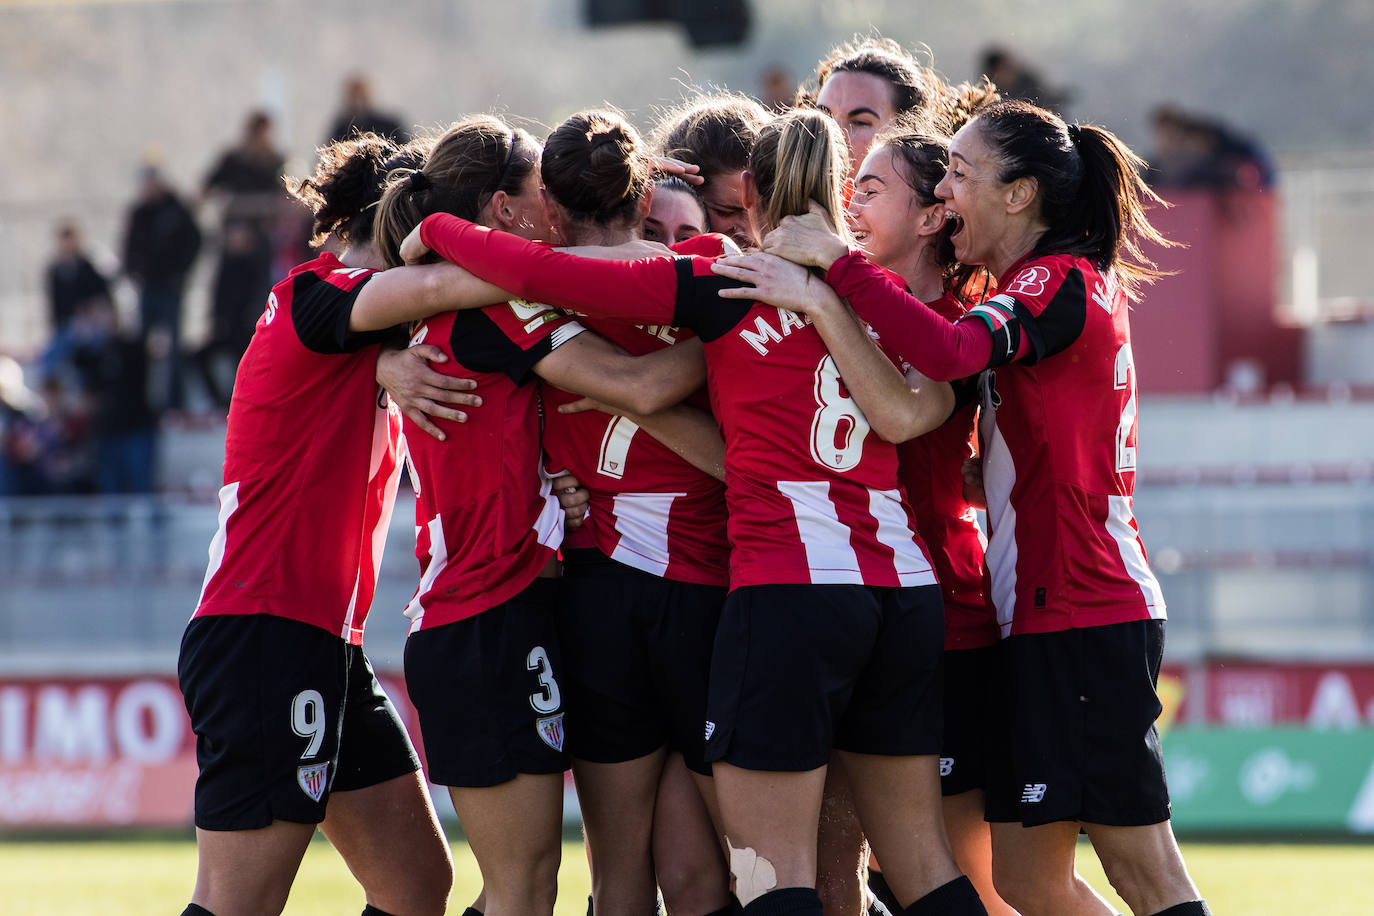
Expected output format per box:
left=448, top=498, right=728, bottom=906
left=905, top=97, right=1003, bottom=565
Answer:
left=1007, top=265, right=1051, bottom=297
left=704, top=720, right=716, bottom=741
left=264, top=291, right=279, bottom=325
left=1021, top=783, right=1048, bottom=803
left=940, top=757, right=954, bottom=776
left=297, top=762, right=328, bottom=802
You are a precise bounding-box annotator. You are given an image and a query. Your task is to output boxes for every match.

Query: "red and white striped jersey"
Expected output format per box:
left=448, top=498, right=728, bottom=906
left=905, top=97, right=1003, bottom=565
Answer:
left=962, top=252, right=1166, bottom=636
left=195, top=254, right=403, bottom=645
left=416, top=214, right=937, bottom=591
left=540, top=233, right=731, bottom=587
left=401, top=299, right=585, bottom=632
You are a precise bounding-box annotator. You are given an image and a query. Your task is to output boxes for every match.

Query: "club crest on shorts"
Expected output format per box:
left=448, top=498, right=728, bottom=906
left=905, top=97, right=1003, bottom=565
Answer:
left=536, top=713, right=565, bottom=751
left=297, top=762, right=329, bottom=802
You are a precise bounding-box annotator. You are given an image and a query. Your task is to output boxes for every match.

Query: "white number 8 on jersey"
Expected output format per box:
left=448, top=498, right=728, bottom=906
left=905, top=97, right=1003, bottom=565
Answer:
left=809, top=355, right=871, bottom=472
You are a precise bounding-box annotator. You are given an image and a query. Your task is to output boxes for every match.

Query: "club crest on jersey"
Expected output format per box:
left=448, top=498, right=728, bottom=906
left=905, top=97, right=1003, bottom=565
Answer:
left=297, top=762, right=329, bottom=802
left=1007, top=265, right=1051, bottom=297
left=536, top=713, right=565, bottom=751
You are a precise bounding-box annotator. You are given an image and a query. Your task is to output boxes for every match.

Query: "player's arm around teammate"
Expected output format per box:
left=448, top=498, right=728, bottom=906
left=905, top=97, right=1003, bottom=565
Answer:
left=178, top=135, right=452, bottom=916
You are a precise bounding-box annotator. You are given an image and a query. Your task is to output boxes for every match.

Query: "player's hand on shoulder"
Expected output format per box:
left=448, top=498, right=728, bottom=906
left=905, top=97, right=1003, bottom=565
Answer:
left=399, top=223, right=431, bottom=265
left=761, top=201, right=849, bottom=272
left=377, top=344, right=481, bottom=441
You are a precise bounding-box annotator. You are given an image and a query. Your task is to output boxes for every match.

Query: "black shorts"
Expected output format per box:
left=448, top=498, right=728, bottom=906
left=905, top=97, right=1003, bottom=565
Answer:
left=558, top=549, right=725, bottom=775
left=940, top=645, right=998, bottom=797
left=178, top=613, right=420, bottom=831
left=404, top=577, right=569, bottom=788
left=984, top=619, right=1171, bottom=827
left=704, top=583, right=944, bottom=772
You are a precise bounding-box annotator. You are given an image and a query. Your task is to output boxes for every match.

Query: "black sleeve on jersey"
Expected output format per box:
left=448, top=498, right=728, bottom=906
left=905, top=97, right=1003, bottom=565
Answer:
left=291, top=273, right=394, bottom=355
left=948, top=374, right=981, bottom=415
left=1013, top=266, right=1088, bottom=367
left=448, top=309, right=556, bottom=385
left=671, top=257, right=754, bottom=342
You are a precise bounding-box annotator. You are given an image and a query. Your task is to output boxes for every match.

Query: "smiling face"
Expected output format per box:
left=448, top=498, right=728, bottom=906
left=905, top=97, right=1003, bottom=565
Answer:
left=816, top=70, right=898, bottom=176
left=699, top=170, right=756, bottom=248
left=848, top=146, right=924, bottom=271
left=644, top=185, right=708, bottom=246
left=933, top=120, right=1011, bottom=271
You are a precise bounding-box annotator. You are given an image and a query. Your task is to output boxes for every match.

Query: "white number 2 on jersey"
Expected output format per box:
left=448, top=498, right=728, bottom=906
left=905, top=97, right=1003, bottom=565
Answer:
left=1113, top=343, right=1138, bottom=473
left=809, top=355, right=870, bottom=472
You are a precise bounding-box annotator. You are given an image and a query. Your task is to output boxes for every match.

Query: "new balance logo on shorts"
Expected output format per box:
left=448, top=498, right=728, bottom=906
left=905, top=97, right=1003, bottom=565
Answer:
left=1021, top=783, right=1048, bottom=803
left=704, top=720, right=716, bottom=740
left=940, top=757, right=954, bottom=776
left=297, top=763, right=328, bottom=802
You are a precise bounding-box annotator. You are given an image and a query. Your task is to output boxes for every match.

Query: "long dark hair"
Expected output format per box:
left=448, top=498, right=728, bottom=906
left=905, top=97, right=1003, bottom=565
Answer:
left=287, top=132, right=422, bottom=248
left=972, top=100, right=1173, bottom=299
left=373, top=115, right=540, bottom=267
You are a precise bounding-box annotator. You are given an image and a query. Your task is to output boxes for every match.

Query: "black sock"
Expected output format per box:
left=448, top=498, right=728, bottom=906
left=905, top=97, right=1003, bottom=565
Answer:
left=180, top=906, right=215, bottom=916
left=460, top=909, right=483, bottom=916
left=361, top=907, right=398, bottom=916
left=1151, top=903, right=1211, bottom=916
left=903, top=876, right=986, bottom=915
left=705, top=898, right=744, bottom=916
left=741, top=887, right=824, bottom=916
left=868, top=868, right=901, bottom=915
left=586, top=894, right=594, bottom=916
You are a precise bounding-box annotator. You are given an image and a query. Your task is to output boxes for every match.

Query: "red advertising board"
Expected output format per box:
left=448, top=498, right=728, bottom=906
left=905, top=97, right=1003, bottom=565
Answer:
left=1203, top=661, right=1374, bottom=727
left=0, top=671, right=416, bottom=828
left=3, top=662, right=1372, bottom=828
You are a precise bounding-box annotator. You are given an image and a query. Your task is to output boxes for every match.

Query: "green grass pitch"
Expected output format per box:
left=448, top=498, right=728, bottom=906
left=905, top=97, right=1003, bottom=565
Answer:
left=4, top=835, right=1372, bottom=914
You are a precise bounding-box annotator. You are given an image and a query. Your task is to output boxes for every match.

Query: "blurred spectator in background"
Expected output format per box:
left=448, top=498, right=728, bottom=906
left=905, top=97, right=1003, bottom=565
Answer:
left=980, top=45, right=1070, bottom=114
left=1148, top=105, right=1276, bottom=191
left=122, top=164, right=201, bottom=413
left=199, top=110, right=286, bottom=408
left=758, top=64, right=798, bottom=112
left=326, top=72, right=408, bottom=144
left=68, top=297, right=158, bottom=494
left=0, top=357, right=95, bottom=496
left=42, top=220, right=112, bottom=379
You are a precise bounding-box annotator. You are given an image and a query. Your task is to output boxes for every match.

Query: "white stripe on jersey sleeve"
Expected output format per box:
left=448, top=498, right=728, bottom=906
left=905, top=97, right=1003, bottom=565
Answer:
left=608, top=491, right=685, bottom=577
left=550, top=321, right=588, bottom=349
left=980, top=420, right=1020, bottom=638
left=532, top=465, right=566, bottom=551
left=196, top=481, right=240, bottom=613
left=1106, top=495, right=1168, bottom=620
left=867, top=488, right=938, bottom=587
left=405, top=514, right=448, bottom=634
left=776, top=480, right=865, bottom=585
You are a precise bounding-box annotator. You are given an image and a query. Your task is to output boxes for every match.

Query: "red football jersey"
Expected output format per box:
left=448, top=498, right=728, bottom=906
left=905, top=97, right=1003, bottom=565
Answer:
left=417, top=214, right=937, bottom=591
left=401, top=299, right=585, bottom=631
left=540, top=234, right=732, bottom=587
left=195, top=254, right=403, bottom=645
left=889, top=290, right=996, bottom=650
left=961, top=252, right=1166, bottom=635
